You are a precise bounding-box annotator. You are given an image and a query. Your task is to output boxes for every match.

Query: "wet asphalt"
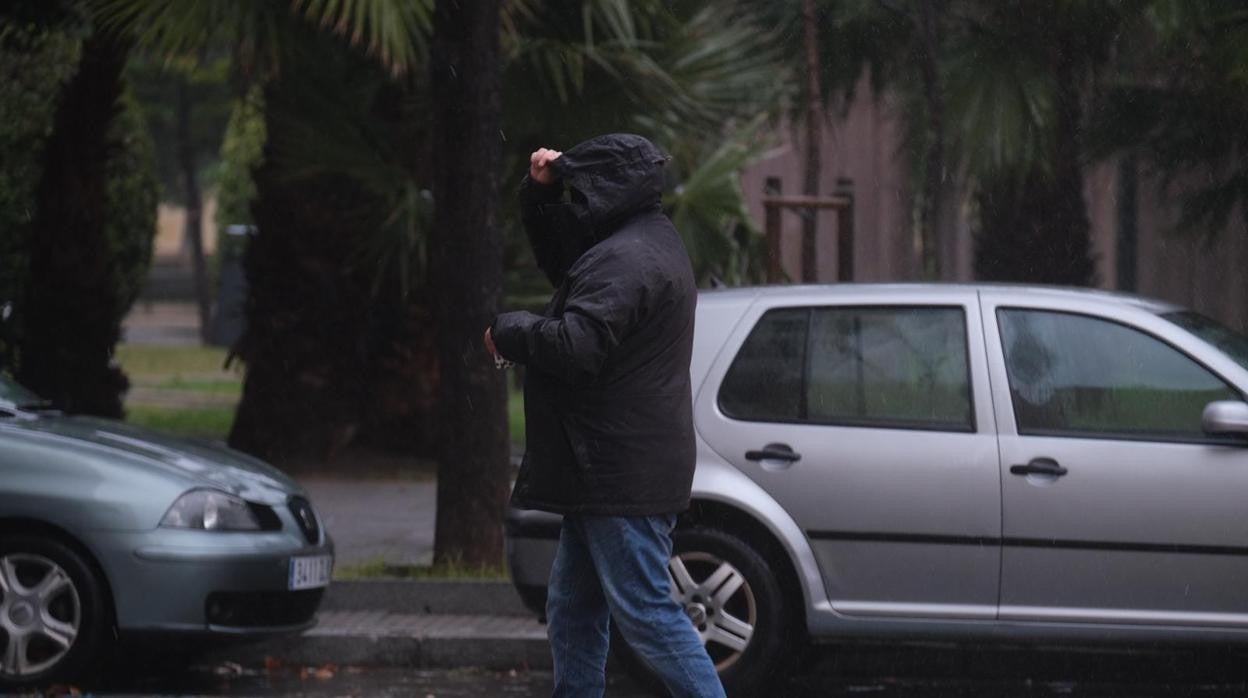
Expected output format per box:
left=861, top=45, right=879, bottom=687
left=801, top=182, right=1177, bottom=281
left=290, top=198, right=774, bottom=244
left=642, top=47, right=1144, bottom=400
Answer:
left=25, top=643, right=1248, bottom=697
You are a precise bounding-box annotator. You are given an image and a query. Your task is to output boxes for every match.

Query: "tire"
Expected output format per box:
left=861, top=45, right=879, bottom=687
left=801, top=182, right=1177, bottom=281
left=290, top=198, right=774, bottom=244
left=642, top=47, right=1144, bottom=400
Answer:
left=0, top=534, right=111, bottom=689
left=611, top=526, right=795, bottom=697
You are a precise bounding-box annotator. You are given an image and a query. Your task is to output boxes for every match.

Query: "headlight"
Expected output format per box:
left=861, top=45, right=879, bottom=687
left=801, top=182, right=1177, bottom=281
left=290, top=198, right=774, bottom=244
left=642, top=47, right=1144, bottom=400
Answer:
left=161, top=489, right=261, bottom=531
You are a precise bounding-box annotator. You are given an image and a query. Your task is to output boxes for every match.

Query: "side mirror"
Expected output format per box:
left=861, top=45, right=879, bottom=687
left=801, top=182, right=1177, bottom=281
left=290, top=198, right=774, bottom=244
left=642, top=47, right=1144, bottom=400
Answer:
left=1201, top=400, right=1248, bottom=436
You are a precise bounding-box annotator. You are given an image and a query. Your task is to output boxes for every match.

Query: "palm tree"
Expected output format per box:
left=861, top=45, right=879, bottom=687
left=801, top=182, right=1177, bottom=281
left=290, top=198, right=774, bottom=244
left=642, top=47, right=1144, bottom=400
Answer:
left=947, top=0, right=1133, bottom=285
left=97, top=0, right=787, bottom=565
left=1090, top=0, right=1248, bottom=236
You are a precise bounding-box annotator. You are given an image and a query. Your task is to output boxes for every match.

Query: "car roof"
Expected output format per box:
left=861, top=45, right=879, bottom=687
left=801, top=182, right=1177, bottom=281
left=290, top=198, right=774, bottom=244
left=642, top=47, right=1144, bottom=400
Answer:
left=698, top=282, right=1182, bottom=314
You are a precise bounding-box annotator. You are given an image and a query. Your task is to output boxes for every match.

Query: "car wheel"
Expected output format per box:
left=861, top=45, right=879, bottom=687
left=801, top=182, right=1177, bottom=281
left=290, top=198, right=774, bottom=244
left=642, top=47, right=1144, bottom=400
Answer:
left=0, top=534, right=110, bottom=688
left=612, top=526, right=793, bottom=697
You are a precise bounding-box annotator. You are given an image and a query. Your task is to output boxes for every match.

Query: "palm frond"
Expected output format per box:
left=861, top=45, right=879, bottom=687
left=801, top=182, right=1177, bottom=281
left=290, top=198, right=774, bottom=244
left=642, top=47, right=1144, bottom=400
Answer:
left=262, top=40, right=430, bottom=298
left=91, top=0, right=290, bottom=74
left=292, top=0, right=432, bottom=73
left=944, top=13, right=1056, bottom=178
left=503, top=0, right=787, bottom=145
left=664, top=115, right=775, bottom=285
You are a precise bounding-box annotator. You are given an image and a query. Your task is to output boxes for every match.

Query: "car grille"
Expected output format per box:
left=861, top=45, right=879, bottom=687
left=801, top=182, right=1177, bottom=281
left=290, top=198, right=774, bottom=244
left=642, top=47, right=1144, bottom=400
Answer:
left=248, top=502, right=283, bottom=531
left=288, top=496, right=320, bottom=544
left=205, top=589, right=323, bottom=628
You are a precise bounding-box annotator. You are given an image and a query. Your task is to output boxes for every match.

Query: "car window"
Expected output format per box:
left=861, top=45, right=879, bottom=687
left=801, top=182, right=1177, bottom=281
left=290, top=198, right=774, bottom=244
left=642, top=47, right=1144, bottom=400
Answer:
left=719, top=306, right=973, bottom=431
left=1162, top=310, right=1248, bottom=374
left=807, top=307, right=973, bottom=430
left=998, top=309, right=1238, bottom=441
left=718, top=307, right=808, bottom=422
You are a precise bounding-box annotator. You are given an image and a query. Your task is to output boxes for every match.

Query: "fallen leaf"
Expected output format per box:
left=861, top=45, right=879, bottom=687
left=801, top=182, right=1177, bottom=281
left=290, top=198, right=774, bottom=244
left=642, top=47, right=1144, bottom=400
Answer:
left=214, top=661, right=244, bottom=677
left=264, top=656, right=283, bottom=672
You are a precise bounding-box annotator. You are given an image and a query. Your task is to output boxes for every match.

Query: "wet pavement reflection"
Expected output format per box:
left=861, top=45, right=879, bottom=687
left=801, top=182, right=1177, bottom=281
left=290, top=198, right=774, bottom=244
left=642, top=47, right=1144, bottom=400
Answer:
left=29, top=643, right=1248, bottom=697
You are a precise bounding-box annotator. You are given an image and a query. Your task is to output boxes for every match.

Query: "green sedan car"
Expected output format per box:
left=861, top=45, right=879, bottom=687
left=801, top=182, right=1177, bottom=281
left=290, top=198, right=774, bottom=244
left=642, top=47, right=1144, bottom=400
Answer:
left=0, top=375, right=333, bottom=688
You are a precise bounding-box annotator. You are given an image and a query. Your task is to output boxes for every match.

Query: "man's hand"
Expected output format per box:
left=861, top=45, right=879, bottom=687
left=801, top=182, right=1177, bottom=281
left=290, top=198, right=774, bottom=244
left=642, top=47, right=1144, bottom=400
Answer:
left=484, top=327, right=498, bottom=357
left=529, top=147, right=562, bottom=185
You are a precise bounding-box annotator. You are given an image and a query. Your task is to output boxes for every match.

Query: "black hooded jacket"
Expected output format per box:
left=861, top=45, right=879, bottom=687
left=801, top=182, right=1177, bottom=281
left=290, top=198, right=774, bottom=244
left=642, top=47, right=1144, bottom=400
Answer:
left=492, top=134, right=697, bottom=516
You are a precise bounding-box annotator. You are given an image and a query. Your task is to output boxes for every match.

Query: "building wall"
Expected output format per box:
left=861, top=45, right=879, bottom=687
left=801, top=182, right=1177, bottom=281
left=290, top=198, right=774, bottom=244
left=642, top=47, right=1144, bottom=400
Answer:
left=740, top=92, right=1248, bottom=331
left=740, top=88, right=913, bottom=284
left=1131, top=171, right=1248, bottom=331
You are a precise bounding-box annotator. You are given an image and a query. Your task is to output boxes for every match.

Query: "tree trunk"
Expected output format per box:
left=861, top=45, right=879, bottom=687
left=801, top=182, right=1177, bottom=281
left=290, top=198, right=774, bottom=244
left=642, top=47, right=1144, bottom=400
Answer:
left=974, top=47, right=1095, bottom=285
left=228, top=162, right=368, bottom=464
left=18, top=31, right=131, bottom=416
left=228, top=153, right=441, bottom=466
left=176, top=78, right=212, bottom=343
left=915, top=0, right=947, bottom=280
left=800, top=0, right=822, bottom=283
left=429, top=0, right=510, bottom=567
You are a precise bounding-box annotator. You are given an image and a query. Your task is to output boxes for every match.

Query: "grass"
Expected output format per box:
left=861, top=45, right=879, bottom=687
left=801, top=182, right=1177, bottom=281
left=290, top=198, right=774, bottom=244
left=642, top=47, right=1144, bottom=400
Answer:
left=155, top=376, right=243, bottom=397
left=334, top=556, right=509, bottom=581
left=116, top=344, right=242, bottom=440
left=125, top=404, right=236, bottom=440
left=115, top=344, right=235, bottom=379
left=509, top=385, right=525, bottom=447
left=116, top=344, right=526, bottom=448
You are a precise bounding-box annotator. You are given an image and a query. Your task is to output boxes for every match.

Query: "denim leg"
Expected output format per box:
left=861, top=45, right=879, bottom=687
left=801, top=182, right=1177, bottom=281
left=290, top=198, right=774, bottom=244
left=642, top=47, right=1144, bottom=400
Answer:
left=580, top=515, right=726, bottom=698
left=547, top=516, right=612, bottom=698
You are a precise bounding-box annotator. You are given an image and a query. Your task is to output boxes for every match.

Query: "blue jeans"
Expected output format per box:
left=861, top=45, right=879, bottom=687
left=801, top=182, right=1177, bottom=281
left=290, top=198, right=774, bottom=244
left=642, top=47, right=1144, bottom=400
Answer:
left=547, top=514, right=726, bottom=698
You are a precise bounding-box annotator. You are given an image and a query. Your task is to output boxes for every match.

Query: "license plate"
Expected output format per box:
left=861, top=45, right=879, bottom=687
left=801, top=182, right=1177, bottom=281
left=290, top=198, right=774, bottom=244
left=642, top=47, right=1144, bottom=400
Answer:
left=289, top=555, right=333, bottom=590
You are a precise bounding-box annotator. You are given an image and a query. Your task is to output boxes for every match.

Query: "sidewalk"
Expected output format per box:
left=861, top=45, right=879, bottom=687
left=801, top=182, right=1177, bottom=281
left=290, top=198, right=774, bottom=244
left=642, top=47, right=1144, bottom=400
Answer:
left=123, top=301, right=203, bottom=346
left=302, top=477, right=436, bottom=567
left=206, top=581, right=553, bottom=670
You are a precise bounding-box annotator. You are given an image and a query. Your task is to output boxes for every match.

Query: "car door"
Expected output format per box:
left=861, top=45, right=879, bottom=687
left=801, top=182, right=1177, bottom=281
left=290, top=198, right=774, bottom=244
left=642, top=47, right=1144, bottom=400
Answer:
left=694, top=288, right=1001, bottom=620
left=982, top=294, right=1248, bottom=627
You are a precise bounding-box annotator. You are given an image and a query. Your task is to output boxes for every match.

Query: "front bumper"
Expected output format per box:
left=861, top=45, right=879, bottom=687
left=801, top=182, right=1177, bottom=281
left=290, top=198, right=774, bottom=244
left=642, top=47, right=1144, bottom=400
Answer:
left=91, top=526, right=334, bottom=636
left=503, top=507, right=561, bottom=617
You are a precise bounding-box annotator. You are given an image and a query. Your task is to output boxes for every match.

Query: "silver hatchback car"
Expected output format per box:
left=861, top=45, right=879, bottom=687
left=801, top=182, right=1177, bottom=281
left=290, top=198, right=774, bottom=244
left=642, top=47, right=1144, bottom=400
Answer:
left=506, top=284, right=1248, bottom=695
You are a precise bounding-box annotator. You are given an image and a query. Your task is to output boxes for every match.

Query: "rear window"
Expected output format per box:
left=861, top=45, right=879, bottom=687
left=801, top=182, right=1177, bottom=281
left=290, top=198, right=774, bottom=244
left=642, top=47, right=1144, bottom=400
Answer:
left=719, top=306, right=973, bottom=431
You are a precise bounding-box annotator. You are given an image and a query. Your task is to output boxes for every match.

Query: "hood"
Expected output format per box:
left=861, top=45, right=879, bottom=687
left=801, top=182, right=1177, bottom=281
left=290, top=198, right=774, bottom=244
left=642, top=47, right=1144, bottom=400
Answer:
left=1, top=414, right=301, bottom=505
left=551, top=133, right=667, bottom=234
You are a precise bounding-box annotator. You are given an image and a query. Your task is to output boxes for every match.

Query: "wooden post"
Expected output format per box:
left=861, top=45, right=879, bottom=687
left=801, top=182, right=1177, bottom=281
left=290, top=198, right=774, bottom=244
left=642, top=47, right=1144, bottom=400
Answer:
left=835, top=177, right=855, bottom=282
left=801, top=0, right=823, bottom=284
left=765, top=177, right=783, bottom=284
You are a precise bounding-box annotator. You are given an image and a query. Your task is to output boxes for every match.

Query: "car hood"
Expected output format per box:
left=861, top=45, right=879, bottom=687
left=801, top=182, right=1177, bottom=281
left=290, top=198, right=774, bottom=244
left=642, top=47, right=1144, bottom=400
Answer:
left=2, top=414, right=302, bottom=505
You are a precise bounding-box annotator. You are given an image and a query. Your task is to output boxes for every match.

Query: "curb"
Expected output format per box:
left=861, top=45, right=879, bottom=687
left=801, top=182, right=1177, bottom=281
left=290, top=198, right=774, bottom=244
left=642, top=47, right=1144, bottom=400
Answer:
left=202, top=611, right=552, bottom=670
left=322, top=579, right=531, bottom=617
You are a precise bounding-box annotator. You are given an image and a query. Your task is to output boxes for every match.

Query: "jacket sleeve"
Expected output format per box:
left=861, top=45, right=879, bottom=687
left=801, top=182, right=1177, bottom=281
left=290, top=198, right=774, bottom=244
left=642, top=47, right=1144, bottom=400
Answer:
left=520, top=174, right=569, bottom=287
left=492, top=253, right=642, bottom=384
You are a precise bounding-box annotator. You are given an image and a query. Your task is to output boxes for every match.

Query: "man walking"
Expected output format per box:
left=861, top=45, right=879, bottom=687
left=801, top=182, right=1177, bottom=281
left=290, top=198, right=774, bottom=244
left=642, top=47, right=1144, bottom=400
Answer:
left=486, top=134, right=724, bottom=697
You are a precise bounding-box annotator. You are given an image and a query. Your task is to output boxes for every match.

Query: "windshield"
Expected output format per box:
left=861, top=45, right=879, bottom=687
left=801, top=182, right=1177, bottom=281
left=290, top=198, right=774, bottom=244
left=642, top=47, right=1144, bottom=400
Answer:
left=1163, top=311, right=1248, bottom=373
left=0, top=373, right=44, bottom=407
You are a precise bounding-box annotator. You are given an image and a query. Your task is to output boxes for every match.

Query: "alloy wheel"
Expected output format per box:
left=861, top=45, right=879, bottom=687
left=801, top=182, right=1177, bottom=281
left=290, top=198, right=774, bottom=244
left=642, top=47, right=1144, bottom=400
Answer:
left=0, top=554, right=81, bottom=678
left=667, top=551, right=757, bottom=671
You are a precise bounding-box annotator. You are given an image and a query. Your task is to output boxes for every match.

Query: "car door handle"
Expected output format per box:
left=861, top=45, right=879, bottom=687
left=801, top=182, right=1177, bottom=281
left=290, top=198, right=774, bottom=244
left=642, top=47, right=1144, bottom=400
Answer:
left=745, top=443, right=801, bottom=463
left=1009, top=457, right=1068, bottom=477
